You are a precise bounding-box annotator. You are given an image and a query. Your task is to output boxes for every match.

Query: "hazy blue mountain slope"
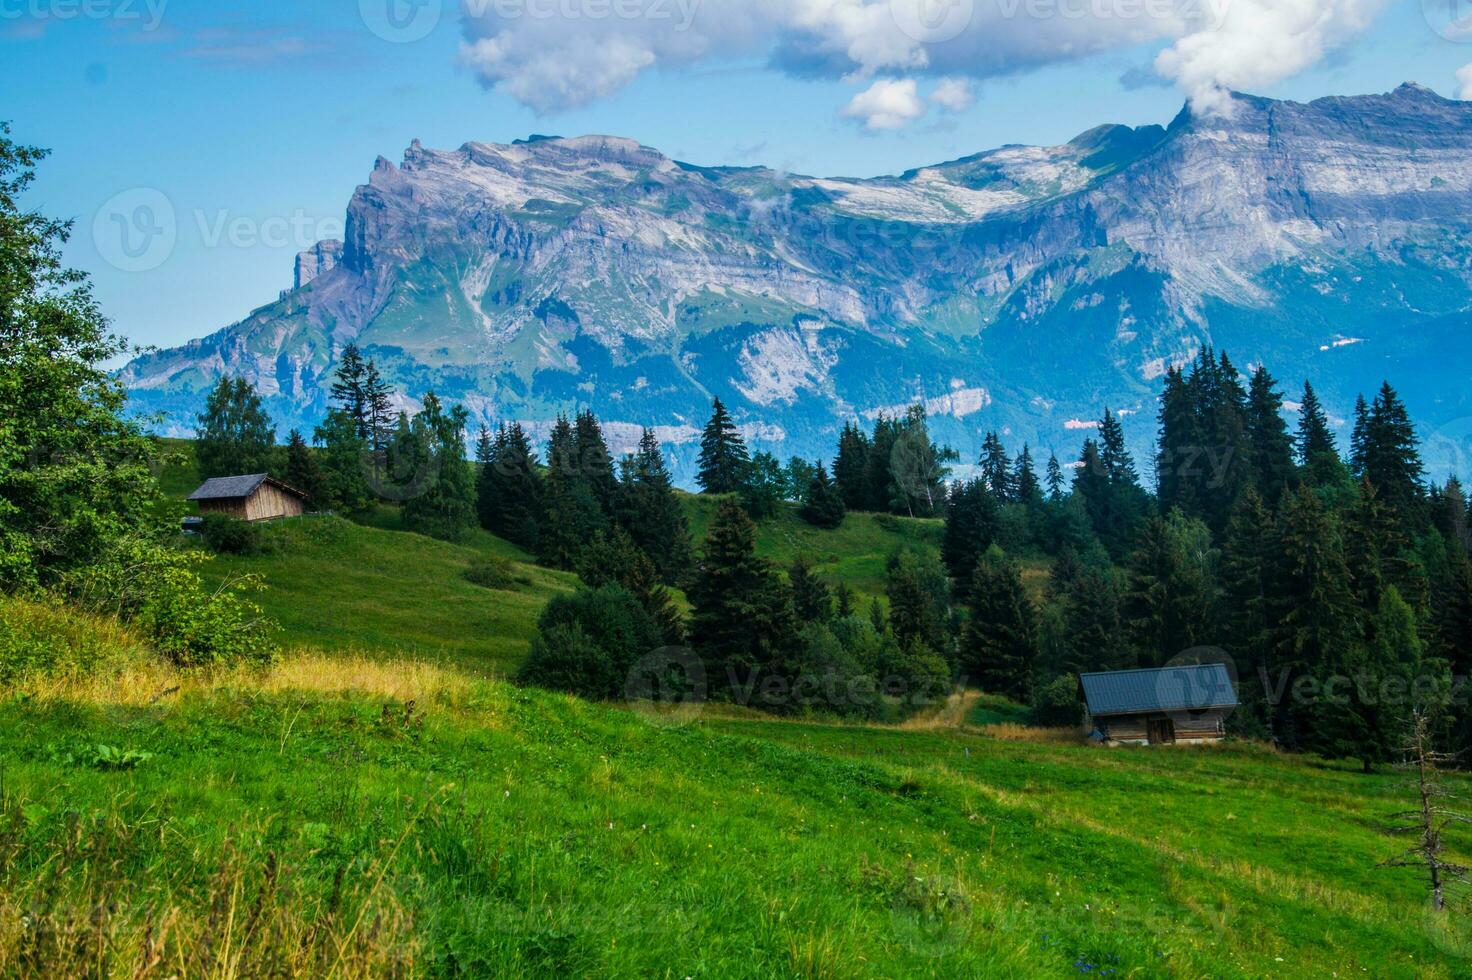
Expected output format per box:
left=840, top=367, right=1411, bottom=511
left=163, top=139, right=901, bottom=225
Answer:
left=122, top=84, right=1472, bottom=480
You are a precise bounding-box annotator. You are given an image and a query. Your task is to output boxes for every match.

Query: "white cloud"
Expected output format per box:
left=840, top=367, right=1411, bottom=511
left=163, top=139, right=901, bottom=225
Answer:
left=929, top=77, right=975, bottom=113
left=1458, top=64, right=1472, bottom=100
left=842, top=78, right=926, bottom=130
left=458, top=0, right=1384, bottom=116
left=1155, top=0, right=1384, bottom=115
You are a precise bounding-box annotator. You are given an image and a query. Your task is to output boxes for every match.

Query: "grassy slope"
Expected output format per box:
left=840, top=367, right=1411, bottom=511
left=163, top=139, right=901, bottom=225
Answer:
left=2, top=626, right=1467, bottom=978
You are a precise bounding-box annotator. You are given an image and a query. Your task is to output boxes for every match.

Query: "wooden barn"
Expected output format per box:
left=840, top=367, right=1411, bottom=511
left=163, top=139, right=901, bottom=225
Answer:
left=1078, top=665, right=1237, bottom=746
left=188, top=474, right=307, bottom=523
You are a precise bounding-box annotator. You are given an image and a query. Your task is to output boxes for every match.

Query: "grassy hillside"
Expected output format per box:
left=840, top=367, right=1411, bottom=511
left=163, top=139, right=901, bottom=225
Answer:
left=201, top=516, right=576, bottom=675
left=2, top=606, right=1467, bottom=978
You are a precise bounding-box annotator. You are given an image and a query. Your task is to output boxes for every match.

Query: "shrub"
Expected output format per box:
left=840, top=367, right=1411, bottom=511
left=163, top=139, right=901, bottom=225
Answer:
left=1031, top=674, right=1083, bottom=728
left=518, top=585, right=662, bottom=700
left=789, top=624, right=880, bottom=719
left=65, top=537, right=279, bottom=668
left=200, top=513, right=266, bottom=555
left=464, top=556, right=528, bottom=591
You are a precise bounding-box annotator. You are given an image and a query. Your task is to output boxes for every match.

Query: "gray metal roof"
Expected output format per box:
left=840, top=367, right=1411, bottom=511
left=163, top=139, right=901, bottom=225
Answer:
left=1078, top=664, right=1238, bottom=716
left=188, top=473, right=305, bottom=501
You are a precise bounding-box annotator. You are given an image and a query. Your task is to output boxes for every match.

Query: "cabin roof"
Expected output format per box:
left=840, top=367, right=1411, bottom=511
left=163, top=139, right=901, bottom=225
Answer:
left=188, top=474, right=305, bottom=502
left=1078, top=664, right=1238, bottom=716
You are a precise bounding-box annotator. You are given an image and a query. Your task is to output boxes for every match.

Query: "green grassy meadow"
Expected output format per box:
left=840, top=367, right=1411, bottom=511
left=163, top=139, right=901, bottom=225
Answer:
left=3, top=446, right=1467, bottom=976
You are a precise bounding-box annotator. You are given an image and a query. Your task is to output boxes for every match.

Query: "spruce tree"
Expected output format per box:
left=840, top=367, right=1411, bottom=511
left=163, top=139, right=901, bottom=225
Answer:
left=1362, top=382, right=1426, bottom=526
left=1297, top=380, right=1337, bottom=465
left=789, top=558, right=834, bottom=624
left=959, top=548, right=1037, bottom=701
left=1267, top=485, right=1359, bottom=747
left=312, top=408, right=371, bottom=513
left=865, top=414, right=900, bottom=513
left=616, top=428, right=693, bottom=583
left=942, top=478, right=999, bottom=597
left=401, top=392, right=476, bottom=542
left=1045, top=452, right=1066, bottom=503
left=1155, top=366, right=1198, bottom=516
left=282, top=429, right=325, bottom=509
left=363, top=361, right=395, bottom=455
left=1245, top=365, right=1297, bottom=503
left=1124, top=511, right=1219, bottom=667
left=884, top=547, right=951, bottom=656
left=539, top=415, right=608, bottom=568
left=576, top=527, right=685, bottom=645
left=329, top=343, right=369, bottom=439
left=799, top=463, right=846, bottom=529
left=688, top=497, right=796, bottom=702
left=1350, top=394, right=1370, bottom=477
left=1014, top=445, right=1042, bottom=506
left=696, top=398, right=750, bottom=494
left=1324, top=587, right=1425, bottom=773
left=980, top=432, right=1013, bottom=501
left=573, top=409, right=618, bottom=515
left=833, top=421, right=872, bottom=512
left=1220, top=487, right=1275, bottom=724
left=479, top=422, right=542, bottom=551
left=194, top=376, right=276, bottom=478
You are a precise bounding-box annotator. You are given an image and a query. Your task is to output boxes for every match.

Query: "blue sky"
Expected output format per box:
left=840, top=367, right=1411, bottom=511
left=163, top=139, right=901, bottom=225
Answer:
left=4, top=0, right=1471, bottom=354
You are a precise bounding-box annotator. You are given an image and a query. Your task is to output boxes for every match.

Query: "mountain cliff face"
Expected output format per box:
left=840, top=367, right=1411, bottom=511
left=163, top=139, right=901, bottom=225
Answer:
left=122, top=84, right=1472, bottom=480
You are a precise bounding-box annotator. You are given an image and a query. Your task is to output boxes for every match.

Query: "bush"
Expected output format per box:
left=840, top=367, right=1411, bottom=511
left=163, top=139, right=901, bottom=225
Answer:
left=1031, top=675, right=1083, bottom=728
left=464, top=556, right=529, bottom=591
left=65, top=537, right=279, bottom=668
left=788, top=624, right=881, bottom=719
left=200, top=513, right=266, bottom=556
left=518, top=586, right=662, bottom=700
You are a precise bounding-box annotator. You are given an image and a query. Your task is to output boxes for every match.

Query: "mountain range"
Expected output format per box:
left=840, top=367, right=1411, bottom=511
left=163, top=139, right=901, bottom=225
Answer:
left=121, top=83, right=1472, bottom=482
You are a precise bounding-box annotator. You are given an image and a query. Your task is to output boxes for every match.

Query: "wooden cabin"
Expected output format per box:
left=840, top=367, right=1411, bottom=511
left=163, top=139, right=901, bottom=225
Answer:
left=188, top=474, right=307, bottom=523
left=1078, top=665, right=1237, bottom=746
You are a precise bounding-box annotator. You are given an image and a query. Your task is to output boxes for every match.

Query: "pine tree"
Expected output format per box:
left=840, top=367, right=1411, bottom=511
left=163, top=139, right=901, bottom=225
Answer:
left=479, top=422, right=542, bottom=550
left=688, top=498, right=796, bottom=702
left=1323, top=587, right=1425, bottom=773
left=959, top=548, right=1037, bottom=702
left=194, top=376, right=276, bottom=479
left=616, top=429, right=693, bottom=583
left=1155, top=366, right=1197, bottom=515
left=799, top=463, right=846, bottom=529
left=980, top=432, right=1013, bottom=501
left=833, top=421, right=872, bottom=512
left=1220, top=487, right=1275, bottom=724
left=1245, top=365, right=1297, bottom=503
left=329, top=343, right=370, bottom=439
left=696, top=398, right=750, bottom=494
left=282, top=429, right=325, bottom=509
left=1059, top=565, right=1128, bottom=675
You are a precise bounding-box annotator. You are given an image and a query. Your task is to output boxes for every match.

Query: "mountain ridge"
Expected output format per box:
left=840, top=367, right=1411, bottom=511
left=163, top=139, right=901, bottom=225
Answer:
left=122, top=84, right=1472, bottom=481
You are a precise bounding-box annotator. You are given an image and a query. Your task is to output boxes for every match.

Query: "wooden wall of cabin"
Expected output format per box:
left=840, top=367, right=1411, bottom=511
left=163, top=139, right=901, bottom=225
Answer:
left=1097, top=710, right=1228, bottom=744
left=243, top=484, right=304, bottom=522
left=197, top=498, right=248, bottom=520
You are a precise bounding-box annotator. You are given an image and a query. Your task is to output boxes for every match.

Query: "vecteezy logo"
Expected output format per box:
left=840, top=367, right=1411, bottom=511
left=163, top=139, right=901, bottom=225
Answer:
left=890, top=0, right=974, bottom=44
left=92, top=188, right=176, bottom=273
left=625, top=646, right=706, bottom=727
left=360, top=0, right=441, bottom=43
left=1424, top=0, right=1472, bottom=42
